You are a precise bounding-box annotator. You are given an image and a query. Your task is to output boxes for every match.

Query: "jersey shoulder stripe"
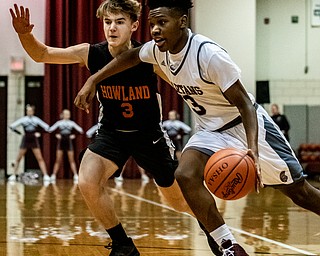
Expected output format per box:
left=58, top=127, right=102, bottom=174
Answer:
left=197, top=40, right=227, bottom=85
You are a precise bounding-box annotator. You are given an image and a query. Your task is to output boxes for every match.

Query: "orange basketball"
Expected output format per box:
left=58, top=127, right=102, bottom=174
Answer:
left=204, top=148, right=256, bottom=200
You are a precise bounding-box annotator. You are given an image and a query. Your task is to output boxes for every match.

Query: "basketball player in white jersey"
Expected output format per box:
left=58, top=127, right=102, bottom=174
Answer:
left=75, top=0, right=320, bottom=255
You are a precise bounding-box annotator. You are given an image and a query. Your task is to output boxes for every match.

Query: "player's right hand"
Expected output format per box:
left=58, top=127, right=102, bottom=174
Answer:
left=74, top=77, right=97, bottom=114
left=247, top=149, right=264, bottom=193
left=10, top=4, right=34, bottom=34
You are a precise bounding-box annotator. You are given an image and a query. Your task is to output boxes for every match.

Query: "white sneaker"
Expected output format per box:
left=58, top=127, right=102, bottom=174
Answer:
left=8, top=175, right=16, bottom=181
left=50, top=174, right=56, bottom=181
left=73, top=174, right=79, bottom=181
left=43, top=175, right=51, bottom=181
left=114, top=175, right=124, bottom=182
left=141, top=174, right=150, bottom=182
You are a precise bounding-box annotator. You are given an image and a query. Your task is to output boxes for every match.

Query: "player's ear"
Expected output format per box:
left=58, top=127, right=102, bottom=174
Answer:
left=180, top=15, right=188, bottom=29
left=131, top=20, right=139, bottom=32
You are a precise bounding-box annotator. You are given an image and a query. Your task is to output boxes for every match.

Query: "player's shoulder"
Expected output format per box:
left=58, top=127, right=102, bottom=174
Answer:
left=193, top=34, right=227, bottom=54
left=89, top=41, right=108, bottom=54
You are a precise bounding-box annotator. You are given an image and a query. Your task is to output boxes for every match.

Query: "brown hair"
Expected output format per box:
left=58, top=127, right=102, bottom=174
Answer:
left=96, top=0, right=141, bottom=21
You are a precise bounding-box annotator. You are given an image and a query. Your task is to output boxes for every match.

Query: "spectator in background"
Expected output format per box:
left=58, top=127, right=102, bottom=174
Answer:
left=271, top=104, right=290, bottom=141
left=162, top=110, right=191, bottom=161
left=9, top=104, right=50, bottom=182
left=48, top=109, right=84, bottom=182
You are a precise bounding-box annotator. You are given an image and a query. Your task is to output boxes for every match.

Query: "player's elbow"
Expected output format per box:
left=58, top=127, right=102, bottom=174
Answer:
left=31, top=52, right=47, bottom=63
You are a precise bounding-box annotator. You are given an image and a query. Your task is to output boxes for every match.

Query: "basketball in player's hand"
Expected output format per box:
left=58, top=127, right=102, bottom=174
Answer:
left=204, top=148, right=256, bottom=200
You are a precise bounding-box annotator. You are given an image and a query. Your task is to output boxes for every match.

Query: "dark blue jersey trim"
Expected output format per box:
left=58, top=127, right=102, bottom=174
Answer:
left=197, top=41, right=227, bottom=85
left=165, top=33, right=196, bottom=76
left=263, top=115, right=304, bottom=182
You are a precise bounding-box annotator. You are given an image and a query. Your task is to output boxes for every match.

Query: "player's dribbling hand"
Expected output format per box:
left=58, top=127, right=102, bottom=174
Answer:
left=10, top=4, right=34, bottom=34
left=247, top=149, right=264, bottom=193
left=74, top=77, right=96, bottom=114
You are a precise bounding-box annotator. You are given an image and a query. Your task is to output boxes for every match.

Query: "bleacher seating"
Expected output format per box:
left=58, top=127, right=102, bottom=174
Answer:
left=298, top=144, right=320, bottom=178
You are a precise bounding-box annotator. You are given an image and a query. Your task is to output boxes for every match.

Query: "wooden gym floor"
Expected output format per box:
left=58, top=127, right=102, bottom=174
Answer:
left=0, top=177, right=319, bottom=256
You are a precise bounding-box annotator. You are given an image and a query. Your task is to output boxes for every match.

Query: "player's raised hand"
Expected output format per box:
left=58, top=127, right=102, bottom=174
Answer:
left=10, top=4, right=34, bottom=34
left=74, top=77, right=97, bottom=114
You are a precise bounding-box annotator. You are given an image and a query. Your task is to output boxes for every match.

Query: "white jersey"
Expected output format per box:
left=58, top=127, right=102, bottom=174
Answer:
left=48, top=119, right=83, bottom=135
left=140, top=29, right=242, bottom=131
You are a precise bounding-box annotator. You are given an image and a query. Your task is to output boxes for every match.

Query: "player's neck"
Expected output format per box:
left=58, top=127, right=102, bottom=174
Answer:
left=169, top=29, right=189, bottom=54
left=109, top=41, right=133, bottom=58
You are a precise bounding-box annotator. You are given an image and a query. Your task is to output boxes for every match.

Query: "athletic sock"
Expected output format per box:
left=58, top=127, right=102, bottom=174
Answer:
left=209, top=224, right=237, bottom=246
left=106, top=223, right=129, bottom=243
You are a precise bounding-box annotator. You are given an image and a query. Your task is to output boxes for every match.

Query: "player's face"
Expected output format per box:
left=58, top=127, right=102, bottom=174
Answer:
left=103, top=12, right=138, bottom=49
left=148, top=7, right=188, bottom=54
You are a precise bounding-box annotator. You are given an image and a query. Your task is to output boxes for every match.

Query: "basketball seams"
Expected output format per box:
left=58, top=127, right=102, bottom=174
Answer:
left=212, top=154, right=245, bottom=195
left=204, top=152, right=241, bottom=180
left=228, top=155, right=251, bottom=200
left=204, top=149, right=255, bottom=200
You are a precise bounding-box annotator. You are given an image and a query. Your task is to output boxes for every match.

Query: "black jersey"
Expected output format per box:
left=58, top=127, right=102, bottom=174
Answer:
left=88, top=41, right=161, bottom=131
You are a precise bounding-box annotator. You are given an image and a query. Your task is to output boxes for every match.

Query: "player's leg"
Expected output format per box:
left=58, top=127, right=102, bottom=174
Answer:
left=175, top=149, right=248, bottom=255
left=157, top=179, right=193, bottom=215
left=175, top=149, right=224, bottom=230
left=78, top=149, right=119, bottom=227
left=78, top=148, right=139, bottom=256
left=277, top=179, right=320, bottom=215
left=51, top=150, right=63, bottom=180
left=256, top=105, right=320, bottom=215
left=157, top=178, right=223, bottom=256
left=32, top=148, right=50, bottom=180
left=132, top=130, right=225, bottom=255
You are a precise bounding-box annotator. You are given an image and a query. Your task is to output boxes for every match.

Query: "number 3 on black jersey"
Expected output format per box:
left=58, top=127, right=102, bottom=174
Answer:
left=182, top=95, right=206, bottom=115
left=121, top=103, right=134, bottom=118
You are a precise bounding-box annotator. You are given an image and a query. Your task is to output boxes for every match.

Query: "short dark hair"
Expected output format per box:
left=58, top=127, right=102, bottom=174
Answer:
left=147, top=0, right=193, bottom=14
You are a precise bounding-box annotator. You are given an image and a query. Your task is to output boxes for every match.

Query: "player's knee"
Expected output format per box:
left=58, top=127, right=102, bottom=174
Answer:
left=174, top=166, right=196, bottom=187
left=78, top=170, right=97, bottom=194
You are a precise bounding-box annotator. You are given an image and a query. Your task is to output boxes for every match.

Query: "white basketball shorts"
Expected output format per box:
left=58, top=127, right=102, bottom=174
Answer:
left=184, top=104, right=304, bottom=186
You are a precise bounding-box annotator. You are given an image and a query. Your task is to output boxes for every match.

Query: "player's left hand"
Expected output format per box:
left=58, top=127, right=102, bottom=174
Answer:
left=74, top=77, right=96, bottom=114
left=247, top=149, right=263, bottom=193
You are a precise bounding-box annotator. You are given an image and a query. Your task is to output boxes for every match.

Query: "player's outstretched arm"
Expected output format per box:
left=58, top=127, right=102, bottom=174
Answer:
left=10, top=4, right=89, bottom=66
left=74, top=47, right=142, bottom=113
left=223, top=80, right=263, bottom=191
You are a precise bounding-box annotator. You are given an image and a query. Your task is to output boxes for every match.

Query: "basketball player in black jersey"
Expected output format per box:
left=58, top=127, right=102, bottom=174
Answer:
left=10, top=1, right=222, bottom=255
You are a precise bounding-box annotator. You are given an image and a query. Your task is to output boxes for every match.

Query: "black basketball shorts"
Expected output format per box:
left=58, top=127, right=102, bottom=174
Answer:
left=88, top=127, right=178, bottom=187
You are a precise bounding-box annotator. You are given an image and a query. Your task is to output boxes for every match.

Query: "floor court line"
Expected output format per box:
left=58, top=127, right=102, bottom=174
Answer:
left=110, top=187, right=317, bottom=256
